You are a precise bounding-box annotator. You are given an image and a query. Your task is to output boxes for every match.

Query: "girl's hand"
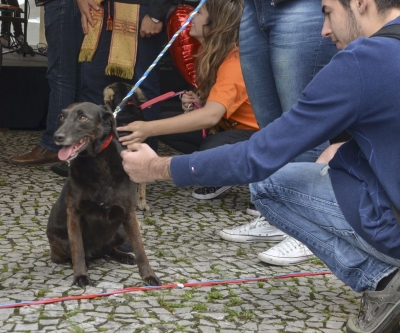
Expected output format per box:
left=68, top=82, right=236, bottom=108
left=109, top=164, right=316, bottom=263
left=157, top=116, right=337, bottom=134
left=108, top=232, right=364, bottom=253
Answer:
left=181, top=91, right=201, bottom=112
left=117, top=121, right=150, bottom=145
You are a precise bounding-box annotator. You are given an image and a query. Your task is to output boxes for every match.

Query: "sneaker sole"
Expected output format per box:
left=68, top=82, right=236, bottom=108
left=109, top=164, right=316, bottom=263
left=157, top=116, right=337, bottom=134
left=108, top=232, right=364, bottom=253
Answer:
left=219, top=231, right=286, bottom=243
left=192, top=186, right=232, bottom=200
left=346, top=300, right=400, bottom=333
left=257, top=252, right=314, bottom=266
left=246, top=207, right=261, bottom=216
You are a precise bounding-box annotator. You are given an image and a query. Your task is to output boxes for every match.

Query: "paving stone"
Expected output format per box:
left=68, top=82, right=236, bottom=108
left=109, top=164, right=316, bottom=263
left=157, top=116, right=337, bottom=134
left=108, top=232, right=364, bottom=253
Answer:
left=0, top=130, right=362, bottom=332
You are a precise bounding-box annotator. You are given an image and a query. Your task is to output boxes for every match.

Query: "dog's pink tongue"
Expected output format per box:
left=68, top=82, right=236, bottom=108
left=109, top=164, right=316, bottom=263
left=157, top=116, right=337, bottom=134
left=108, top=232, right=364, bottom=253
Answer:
left=58, top=146, right=74, bottom=161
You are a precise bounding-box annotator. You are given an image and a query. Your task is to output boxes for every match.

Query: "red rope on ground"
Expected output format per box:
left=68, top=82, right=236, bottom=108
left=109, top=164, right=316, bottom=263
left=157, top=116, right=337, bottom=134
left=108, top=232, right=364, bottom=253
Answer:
left=0, top=270, right=331, bottom=309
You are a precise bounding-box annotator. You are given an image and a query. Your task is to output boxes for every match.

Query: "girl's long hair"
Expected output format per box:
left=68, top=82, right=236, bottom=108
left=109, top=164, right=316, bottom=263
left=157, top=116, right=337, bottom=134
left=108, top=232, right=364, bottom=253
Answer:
left=195, top=0, right=244, bottom=104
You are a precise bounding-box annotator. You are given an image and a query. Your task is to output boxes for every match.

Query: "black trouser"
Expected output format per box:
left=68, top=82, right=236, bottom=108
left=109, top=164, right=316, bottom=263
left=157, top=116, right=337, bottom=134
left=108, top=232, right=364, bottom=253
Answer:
left=158, top=111, right=257, bottom=154
left=1, top=0, right=23, bottom=36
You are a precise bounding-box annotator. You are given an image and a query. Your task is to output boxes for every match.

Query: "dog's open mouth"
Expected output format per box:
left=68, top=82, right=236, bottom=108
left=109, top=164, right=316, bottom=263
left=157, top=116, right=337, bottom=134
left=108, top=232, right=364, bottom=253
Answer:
left=58, top=137, right=89, bottom=161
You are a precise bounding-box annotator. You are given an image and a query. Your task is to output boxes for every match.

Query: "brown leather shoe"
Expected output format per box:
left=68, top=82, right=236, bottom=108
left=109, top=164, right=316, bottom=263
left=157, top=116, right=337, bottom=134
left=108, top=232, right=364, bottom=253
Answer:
left=9, top=145, right=60, bottom=165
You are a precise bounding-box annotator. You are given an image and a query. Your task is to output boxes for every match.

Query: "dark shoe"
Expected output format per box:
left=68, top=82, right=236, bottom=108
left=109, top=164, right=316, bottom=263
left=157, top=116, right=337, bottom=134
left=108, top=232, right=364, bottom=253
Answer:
left=191, top=186, right=232, bottom=200
left=346, top=270, right=400, bottom=333
left=9, top=145, right=60, bottom=165
left=50, top=162, right=69, bottom=177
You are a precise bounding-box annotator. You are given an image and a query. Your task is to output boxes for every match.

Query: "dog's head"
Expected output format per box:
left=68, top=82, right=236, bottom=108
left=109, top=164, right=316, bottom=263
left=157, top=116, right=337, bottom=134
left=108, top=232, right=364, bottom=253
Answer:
left=103, top=82, right=147, bottom=137
left=54, top=102, right=117, bottom=161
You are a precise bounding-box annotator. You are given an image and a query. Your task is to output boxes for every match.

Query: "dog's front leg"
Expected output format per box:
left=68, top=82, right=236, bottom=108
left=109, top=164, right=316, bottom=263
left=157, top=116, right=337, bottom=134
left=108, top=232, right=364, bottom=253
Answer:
left=67, top=206, right=91, bottom=287
left=124, top=210, right=161, bottom=286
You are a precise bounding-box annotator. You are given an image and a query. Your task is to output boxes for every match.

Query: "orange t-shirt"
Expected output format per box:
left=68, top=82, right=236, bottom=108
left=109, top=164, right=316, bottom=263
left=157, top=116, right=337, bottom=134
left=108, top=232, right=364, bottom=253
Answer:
left=207, top=48, right=259, bottom=131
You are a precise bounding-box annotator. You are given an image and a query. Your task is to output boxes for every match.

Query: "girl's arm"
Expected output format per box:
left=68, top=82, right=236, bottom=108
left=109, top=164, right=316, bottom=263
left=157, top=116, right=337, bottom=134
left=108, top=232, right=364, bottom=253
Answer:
left=117, top=101, right=226, bottom=145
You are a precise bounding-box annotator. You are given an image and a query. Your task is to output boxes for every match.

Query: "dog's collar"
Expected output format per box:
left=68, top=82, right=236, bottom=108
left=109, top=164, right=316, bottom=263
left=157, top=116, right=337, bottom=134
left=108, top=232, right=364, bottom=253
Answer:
left=100, top=134, right=114, bottom=151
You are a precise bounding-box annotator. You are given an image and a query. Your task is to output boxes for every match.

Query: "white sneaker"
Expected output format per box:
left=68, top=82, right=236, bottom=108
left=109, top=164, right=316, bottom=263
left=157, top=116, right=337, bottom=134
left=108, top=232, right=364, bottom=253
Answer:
left=257, top=236, right=314, bottom=266
left=246, top=203, right=261, bottom=216
left=219, top=216, right=287, bottom=242
left=192, top=186, right=232, bottom=200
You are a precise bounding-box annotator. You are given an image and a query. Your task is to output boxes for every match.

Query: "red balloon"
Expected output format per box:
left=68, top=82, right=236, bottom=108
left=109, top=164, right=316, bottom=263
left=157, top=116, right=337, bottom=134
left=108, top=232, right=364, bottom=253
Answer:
left=167, top=5, right=201, bottom=88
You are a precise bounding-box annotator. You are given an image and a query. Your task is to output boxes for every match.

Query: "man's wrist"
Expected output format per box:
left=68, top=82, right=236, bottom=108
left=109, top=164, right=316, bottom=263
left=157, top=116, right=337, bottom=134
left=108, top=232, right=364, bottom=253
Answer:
left=150, top=17, right=160, bottom=23
left=150, top=157, right=173, bottom=181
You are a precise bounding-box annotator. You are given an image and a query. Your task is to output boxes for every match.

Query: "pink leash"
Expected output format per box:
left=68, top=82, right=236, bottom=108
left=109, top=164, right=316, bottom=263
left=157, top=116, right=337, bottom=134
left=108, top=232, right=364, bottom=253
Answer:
left=140, top=91, right=207, bottom=138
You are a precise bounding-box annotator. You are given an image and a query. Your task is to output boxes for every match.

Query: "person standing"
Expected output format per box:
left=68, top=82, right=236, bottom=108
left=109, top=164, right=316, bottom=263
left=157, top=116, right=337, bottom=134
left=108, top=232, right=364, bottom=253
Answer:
left=9, top=0, right=83, bottom=165
left=218, top=0, right=339, bottom=266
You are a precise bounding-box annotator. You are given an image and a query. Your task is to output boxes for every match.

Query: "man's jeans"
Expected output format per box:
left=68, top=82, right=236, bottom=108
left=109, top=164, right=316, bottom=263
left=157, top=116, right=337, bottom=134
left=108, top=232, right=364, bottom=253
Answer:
left=250, top=163, right=400, bottom=292
left=40, top=0, right=83, bottom=152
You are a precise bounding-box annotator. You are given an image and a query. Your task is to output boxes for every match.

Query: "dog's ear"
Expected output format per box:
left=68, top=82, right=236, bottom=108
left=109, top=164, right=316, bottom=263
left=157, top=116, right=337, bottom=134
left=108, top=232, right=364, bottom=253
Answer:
left=100, top=105, right=118, bottom=138
left=135, top=87, right=147, bottom=103
left=103, top=86, right=116, bottom=110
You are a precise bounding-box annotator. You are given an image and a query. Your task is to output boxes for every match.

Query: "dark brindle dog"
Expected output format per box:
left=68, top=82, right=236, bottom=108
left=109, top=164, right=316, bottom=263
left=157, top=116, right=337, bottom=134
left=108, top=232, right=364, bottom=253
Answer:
left=47, top=97, right=160, bottom=287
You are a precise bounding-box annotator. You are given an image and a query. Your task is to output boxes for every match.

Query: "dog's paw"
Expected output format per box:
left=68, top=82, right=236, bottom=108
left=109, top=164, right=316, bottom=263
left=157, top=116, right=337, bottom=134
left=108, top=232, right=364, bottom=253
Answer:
left=120, top=253, right=136, bottom=265
left=73, top=275, right=92, bottom=287
left=144, top=275, right=162, bottom=286
left=137, top=199, right=150, bottom=212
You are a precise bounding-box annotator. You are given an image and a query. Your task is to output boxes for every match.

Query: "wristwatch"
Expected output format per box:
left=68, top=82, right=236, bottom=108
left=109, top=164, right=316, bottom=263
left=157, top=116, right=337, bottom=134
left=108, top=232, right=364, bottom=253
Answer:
left=150, top=17, right=160, bottom=23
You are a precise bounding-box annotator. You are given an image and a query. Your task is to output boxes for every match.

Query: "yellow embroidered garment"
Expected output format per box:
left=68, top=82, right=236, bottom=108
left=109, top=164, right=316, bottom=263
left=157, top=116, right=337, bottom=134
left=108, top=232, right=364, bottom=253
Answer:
left=79, top=0, right=140, bottom=80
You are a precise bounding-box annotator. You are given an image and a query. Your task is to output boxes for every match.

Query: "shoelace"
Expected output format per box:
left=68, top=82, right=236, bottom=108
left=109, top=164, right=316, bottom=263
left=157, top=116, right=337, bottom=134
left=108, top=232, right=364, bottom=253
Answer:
left=232, top=216, right=271, bottom=232
left=272, top=237, right=308, bottom=255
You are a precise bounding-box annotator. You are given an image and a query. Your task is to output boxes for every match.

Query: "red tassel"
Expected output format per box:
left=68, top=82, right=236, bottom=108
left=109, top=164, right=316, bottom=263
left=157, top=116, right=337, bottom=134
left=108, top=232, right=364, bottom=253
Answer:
left=106, top=17, right=113, bottom=31
left=106, top=1, right=113, bottom=31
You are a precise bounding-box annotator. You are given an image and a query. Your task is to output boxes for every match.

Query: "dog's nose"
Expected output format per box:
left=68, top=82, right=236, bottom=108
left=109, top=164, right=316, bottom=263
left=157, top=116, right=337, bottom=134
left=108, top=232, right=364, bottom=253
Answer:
left=53, top=132, right=66, bottom=143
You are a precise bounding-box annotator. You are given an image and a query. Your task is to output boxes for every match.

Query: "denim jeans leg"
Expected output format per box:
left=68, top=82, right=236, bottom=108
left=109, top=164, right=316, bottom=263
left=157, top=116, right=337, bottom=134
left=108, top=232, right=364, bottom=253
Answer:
left=40, top=0, right=83, bottom=152
left=239, top=0, right=336, bottom=160
left=250, top=163, right=400, bottom=292
left=133, top=6, right=165, bottom=151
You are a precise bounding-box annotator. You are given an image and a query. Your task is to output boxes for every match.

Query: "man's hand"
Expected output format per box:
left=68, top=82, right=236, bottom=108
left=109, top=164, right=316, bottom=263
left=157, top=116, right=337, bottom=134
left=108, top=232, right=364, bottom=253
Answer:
left=121, top=143, right=172, bottom=183
left=77, top=0, right=100, bottom=34
left=140, top=15, right=163, bottom=38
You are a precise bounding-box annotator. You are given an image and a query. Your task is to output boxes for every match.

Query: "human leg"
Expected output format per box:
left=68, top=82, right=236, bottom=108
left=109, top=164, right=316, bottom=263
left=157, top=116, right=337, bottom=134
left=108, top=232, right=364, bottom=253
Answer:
left=8, top=0, right=22, bottom=37
left=133, top=5, right=165, bottom=151
left=40, top=0, right=83, bottom=152
left=192, top=130, right=256, bottom=200
left=9, top=0, right=83, bottom=165
left=239, top=0, right=335, bottom=158
left=157, top=111, right=203, bottom=154
left=251, top=163, right=399, bottom=291
left=251, top=163, right=400, bottom=332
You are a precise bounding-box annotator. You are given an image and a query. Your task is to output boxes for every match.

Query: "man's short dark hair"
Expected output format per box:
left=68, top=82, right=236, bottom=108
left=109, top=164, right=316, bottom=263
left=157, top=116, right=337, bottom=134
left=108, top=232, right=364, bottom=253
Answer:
left=338, top=0, right=400, bottom=13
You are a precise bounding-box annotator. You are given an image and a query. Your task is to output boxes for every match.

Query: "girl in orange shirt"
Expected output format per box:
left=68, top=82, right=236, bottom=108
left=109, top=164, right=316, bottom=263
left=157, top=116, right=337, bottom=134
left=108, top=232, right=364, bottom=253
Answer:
left=118, top=0, right=259, bottom=200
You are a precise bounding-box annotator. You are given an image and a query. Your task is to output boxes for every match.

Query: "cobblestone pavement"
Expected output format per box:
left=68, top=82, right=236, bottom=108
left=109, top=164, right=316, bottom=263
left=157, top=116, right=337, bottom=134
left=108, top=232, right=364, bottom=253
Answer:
left=0, top=129, right=361, bottom=333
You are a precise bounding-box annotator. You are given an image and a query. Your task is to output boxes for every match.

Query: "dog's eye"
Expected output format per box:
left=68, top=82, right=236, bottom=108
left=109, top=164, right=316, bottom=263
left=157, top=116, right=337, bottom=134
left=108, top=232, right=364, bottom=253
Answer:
left=79, top=116, right=88, bottom=122
left=59, top=115, right=65, bottom=122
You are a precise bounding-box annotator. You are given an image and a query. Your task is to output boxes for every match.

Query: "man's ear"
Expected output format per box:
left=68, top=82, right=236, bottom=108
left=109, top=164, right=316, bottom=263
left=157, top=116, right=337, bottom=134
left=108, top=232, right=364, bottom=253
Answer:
left=356, top=0, right=367, bottom=14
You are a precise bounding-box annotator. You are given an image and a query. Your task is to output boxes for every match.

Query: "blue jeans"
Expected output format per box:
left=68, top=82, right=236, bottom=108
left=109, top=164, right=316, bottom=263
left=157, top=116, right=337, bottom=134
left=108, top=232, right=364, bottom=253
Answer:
left=79, top=3, right=165, bottom=151
left=239, top=0, right=337, bottom=160
left=40, top=0, right=83, bottom=152
left=250, top=163, right=400, bottom=292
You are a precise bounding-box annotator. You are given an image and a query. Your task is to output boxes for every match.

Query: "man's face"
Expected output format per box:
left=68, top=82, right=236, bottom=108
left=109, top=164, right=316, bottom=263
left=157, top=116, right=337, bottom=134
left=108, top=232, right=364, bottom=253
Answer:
left=321, top=0, right=362, bottom=50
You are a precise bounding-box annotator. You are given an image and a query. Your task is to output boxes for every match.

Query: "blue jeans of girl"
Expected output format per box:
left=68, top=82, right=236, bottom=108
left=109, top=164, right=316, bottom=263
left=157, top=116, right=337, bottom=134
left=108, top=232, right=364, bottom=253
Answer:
left=240, top=0, right=338, bottom=161
left=250, top=163, right=400, bottom=292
